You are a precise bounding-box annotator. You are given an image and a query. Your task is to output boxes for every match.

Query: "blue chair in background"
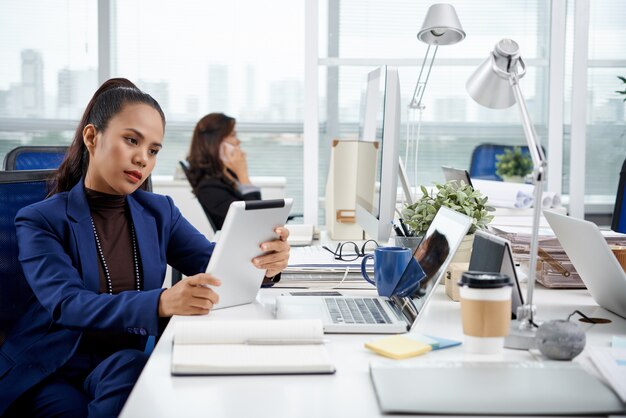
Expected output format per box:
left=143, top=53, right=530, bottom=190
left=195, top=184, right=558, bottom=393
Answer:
left=0, top=170, right=53, bottom=345
left=611, top=157, right=626, bottom=234
left=3, top=146, right=68, bottom=170
left=3, top=145, right=155, bottom=192
left=469, top=143, right=540, bottom=181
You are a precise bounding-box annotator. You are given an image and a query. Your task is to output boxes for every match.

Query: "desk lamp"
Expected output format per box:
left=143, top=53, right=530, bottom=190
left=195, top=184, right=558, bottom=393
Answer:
left=406, top=4, right=465, bottom=199
left=466, top=39, right=548, bottom=349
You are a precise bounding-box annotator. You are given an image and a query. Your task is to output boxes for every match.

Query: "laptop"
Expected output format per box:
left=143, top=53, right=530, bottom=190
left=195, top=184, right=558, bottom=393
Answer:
left=275, top=207, right=472, bottom=333
left=442, top=166, right=473, bottom=187
left=544, top=210, right=626, bottom=319
left=370, top=361, right=625, bottom=415
left=468, top=230, right=524, bottom=319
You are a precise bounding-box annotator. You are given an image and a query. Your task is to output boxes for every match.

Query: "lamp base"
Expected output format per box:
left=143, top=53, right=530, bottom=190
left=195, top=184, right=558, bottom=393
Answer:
left=504, top=320, right=537, bottom=350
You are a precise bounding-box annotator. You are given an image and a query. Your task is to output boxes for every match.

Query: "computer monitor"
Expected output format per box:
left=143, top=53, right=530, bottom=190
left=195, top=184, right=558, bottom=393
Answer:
left=355, top=66, right=401, bottom=242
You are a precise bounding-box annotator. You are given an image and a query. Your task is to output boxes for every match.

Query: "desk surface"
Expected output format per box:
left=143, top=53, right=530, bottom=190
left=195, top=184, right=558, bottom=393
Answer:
left=120, top=285, right=624, bottom=418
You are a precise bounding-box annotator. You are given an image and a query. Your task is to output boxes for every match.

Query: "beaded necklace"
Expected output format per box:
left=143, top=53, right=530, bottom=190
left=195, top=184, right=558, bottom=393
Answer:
left=90, top=217, right=141, bottom=294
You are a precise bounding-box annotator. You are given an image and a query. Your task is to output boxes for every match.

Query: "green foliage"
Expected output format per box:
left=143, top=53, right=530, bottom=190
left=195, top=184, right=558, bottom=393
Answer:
left=495, top=147, right=533, bottom=178
left=617, top=76, right=626, bottom=102
left=402, top=180, right=494, bottom=236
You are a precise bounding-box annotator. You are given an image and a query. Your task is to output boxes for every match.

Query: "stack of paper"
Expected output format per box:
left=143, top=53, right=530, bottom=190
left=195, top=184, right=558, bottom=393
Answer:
left=285, top=245, right=373, bottom=280
left=473, top=179, right=562, bottom=209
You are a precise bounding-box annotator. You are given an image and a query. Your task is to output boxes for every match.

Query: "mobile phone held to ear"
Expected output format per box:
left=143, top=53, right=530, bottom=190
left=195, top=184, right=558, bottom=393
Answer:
left=220, top=142, right=236, bottom=164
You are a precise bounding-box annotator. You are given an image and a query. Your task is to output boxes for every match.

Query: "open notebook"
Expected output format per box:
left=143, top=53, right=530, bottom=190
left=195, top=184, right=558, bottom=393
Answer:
left=171, top=319, right=335, bottom=375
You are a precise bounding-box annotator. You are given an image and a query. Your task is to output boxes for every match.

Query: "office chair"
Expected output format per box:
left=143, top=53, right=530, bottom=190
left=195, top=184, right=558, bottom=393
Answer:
left=469, top=143, right=543, bottom=181
left=0, top=170, right=54, bottom=345
left=3, top=145, right=68, bottom=170
left=178, top=160, right=219, bottom=233
left=611, top=157, right=626, bottom=233
left=3, top=145, right=154, bottom=191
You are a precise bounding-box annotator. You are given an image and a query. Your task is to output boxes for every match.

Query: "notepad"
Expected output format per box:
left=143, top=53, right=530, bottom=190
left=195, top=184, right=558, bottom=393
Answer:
left=365, top=335, right=432, bottom=359
left=171, top=319, right=335, bottom=375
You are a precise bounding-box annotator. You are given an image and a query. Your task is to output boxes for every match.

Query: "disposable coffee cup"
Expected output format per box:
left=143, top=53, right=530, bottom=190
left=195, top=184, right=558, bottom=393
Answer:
left=458, top=271, right=512, bottom=354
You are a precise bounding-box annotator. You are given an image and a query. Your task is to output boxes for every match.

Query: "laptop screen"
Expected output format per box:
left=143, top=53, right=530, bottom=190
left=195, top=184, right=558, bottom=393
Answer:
left=441, top=166, right=473, bottom=188
left=468, top=230, right=524, bottom=319
left=390, top=206, right=472, bottom=324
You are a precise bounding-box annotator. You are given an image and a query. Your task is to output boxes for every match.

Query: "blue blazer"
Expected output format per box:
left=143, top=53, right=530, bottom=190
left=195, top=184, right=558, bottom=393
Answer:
left=0, top=179, right=214, bottom=413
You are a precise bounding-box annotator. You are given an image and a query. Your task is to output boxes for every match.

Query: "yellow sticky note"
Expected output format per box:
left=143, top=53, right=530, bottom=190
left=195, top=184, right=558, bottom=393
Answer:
left=364, top=335, right=432, bottom=359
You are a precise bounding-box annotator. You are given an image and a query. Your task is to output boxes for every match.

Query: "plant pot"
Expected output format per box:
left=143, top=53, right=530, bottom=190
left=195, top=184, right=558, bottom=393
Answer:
left=501, top=175, right=524, bottom=183
left=450, top=234, right=475, bottom=265
left=440, top=234, right=474, bottom=287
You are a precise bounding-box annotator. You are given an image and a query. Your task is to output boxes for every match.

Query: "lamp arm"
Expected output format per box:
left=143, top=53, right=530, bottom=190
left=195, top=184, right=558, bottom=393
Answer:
left=408, top=44, right=439, bottom=109
left=510, top=76, right=548, bottom=327
left=509, top=76, right=547, bottom=176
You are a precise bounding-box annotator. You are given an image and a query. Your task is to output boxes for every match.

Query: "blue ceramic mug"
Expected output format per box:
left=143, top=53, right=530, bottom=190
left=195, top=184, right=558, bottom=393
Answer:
left=360, top=246, right=412, bottom=297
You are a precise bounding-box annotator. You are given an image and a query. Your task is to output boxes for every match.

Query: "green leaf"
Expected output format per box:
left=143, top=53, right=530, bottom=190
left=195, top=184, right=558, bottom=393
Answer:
left=408, top=179, right=493, bottom=235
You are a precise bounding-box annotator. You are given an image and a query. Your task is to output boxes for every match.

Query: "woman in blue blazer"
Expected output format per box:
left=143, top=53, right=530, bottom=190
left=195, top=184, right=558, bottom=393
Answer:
left=1, top=78, right=290, bottom=417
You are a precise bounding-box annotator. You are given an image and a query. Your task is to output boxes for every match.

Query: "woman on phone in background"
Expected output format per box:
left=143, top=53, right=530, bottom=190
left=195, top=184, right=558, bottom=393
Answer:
left=1, top=80, right=289, bottom=417
left=186, top=113, right=261, bottom=230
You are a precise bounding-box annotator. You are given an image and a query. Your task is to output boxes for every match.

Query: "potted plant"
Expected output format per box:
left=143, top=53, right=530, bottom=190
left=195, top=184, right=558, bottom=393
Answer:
left=401, top=180, right=494, bottom=263
left=495, top=146, right=533, bottom=183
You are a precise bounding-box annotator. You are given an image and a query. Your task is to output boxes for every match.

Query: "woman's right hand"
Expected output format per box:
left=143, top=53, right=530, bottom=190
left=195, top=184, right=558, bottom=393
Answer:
left=158, top=274, right=221, bottom=317
left=224, top=146, right=251, bottom=184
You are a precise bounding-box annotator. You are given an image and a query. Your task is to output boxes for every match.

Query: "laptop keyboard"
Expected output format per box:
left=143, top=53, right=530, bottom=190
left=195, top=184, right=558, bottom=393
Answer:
left=324, top=297, right=392, bottom=324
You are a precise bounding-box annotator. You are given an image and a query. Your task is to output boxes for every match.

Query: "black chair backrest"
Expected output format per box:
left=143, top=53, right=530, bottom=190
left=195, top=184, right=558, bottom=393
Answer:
left=611, top=158, right=626, bottom=233
left=4, top=146, right=68, bottom=170
left=178, top=160, right=218, bottom=232
left=179, top=160, right=191, bottom=180
left=0, top=170, right=54, bottom=340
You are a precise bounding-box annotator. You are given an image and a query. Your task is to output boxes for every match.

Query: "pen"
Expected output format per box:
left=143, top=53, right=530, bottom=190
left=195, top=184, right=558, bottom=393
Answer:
left=398, top=218, right=412, bottom=237
left=391, top=222, right=405, bottom=237
left=245, top=339, right=328, bottom=345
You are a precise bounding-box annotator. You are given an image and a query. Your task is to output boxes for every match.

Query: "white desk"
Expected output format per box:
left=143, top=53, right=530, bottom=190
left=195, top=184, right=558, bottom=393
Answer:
left=120, top=285, right=624, bottom=417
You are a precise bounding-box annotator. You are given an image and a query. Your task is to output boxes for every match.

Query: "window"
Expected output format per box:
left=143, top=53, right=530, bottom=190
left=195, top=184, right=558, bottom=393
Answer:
left=113, top=0, right=305, bottom=213
left=2, top=0, right=625, bottom=219
left=562, top=0, right=626, bottom=197
left=0, top=0, right=97, bottom=157
left=318, top=0, right=551, bottom=221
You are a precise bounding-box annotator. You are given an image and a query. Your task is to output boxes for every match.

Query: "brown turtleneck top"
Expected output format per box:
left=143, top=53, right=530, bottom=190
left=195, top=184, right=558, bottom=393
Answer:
left=85, top=188, right=140, bottom=293
left=80, top=188, right=144, bottom=355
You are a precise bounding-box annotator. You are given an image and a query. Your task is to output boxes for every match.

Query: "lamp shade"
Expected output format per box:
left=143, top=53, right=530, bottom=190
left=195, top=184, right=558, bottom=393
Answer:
left=466, top=39, right=525, bottom=109
left=417, top=4, right=465, bottom=46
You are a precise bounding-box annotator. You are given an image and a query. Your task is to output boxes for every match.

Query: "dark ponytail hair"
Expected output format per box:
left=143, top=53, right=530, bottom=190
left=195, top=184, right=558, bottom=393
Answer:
left=51, top=78, right=166, bottom=195
left=186, top=113, right=236, bottom=193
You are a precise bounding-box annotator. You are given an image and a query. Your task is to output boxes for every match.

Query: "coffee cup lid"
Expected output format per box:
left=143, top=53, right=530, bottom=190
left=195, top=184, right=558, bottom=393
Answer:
left=458, top=271, right=512, bottom=288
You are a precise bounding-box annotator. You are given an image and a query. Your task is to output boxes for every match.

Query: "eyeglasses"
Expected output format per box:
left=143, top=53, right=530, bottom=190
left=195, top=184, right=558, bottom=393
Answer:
left=322, top=239, right=379, bottom=262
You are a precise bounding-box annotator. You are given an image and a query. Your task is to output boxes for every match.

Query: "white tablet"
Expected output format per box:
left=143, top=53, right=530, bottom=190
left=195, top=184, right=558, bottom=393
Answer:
left=206, top=198, right=293, bottom=309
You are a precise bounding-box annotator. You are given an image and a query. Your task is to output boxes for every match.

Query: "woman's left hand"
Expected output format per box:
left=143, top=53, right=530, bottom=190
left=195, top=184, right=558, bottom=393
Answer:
left=253, top=227, right=290, bottom=278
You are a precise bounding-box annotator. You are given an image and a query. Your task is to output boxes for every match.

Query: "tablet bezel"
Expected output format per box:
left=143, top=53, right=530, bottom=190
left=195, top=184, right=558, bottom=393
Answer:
left=206, top=198, right=293, bottom=309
